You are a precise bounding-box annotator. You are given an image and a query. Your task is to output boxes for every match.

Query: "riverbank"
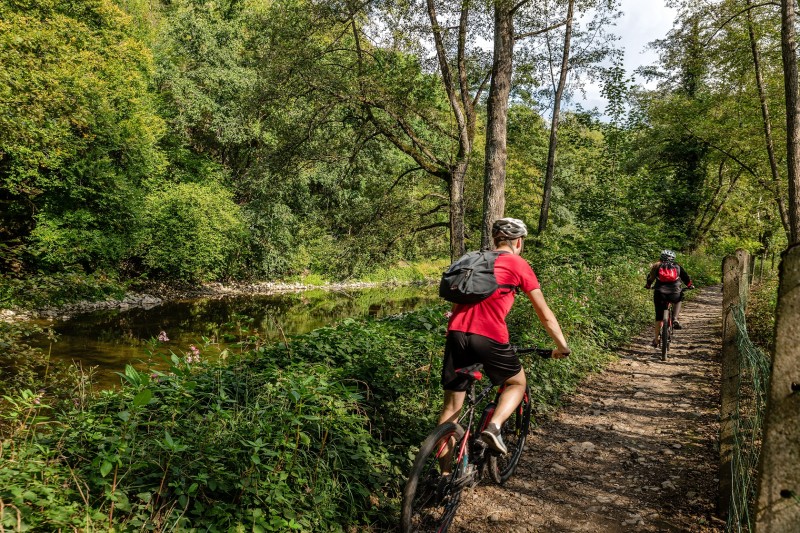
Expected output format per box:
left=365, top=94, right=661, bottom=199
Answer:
left=0, top=278, right=437, bottom=322
left=0, top=261, right=446, bottom=321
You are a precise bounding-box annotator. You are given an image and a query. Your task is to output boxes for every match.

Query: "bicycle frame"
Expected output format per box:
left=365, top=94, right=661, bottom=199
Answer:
left=437, top=378, right=496, bottom=481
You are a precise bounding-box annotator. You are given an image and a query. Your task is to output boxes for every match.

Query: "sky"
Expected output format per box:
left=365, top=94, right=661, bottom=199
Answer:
left=578, top=0, right=678, bottom=114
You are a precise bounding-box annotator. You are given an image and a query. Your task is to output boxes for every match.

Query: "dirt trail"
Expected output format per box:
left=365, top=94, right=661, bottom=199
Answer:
left=453, top=286, right=726, bottom=532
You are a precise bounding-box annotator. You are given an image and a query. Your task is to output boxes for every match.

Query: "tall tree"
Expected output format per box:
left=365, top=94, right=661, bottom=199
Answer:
left=537, top=0, right=574, bottom=234
left=481, top=0, right=516, bottom=249
left=344, top=0, right=497, bottom=258
left=780, top=0, right=800, bottom=243
left=480, top=0, right=619, bottom=247
left=0, top=0, right=166, bottom=274
left=479, top=0, right=581, bottom=248
left=746, top=0, right=791, bottom=235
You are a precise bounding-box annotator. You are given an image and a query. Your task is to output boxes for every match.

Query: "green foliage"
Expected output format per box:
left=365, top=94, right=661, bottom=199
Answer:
left=0, top=0, right=167, bottom=273
left=138, top=182, right=248, bottom=282
left=679, top=252, right=722, bottom=287
left=746, top=271, right=779, bottom=353
left=708, top=236, right=765, bottom=258
left=357, top=260, right=450, bottom=284
left=0, top=270, right=126, bottom=308
left=0, top=322, right=80, bottom=436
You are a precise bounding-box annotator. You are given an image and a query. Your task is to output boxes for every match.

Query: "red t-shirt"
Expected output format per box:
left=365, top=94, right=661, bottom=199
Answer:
left=447, top=253, right=540, bottom=343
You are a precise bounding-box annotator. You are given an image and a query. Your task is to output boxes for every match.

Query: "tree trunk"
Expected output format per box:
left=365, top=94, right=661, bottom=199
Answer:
left=781, top=0, right=800, bottom=244
left=481, top=1, right=515, bottom=250
left=748, top=0, right=791, bottom=240
left=449, top=162, right=467, bottom=260
left=427, top=0, right=474, bottom=258
left=538, top=0, right=574, bottom=235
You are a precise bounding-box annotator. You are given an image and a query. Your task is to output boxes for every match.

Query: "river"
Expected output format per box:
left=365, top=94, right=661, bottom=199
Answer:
left=33, top=284, right=439, bottom=388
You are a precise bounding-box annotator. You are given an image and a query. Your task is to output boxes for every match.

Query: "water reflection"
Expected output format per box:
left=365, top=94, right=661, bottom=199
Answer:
left=33, top=285, right=438, bottom=388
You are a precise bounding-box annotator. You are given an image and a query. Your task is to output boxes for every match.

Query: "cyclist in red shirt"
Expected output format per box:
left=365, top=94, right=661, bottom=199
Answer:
left=439, top=218, right=571, bottom=454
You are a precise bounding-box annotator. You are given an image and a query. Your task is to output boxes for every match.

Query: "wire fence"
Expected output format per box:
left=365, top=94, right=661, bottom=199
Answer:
left=726, top=303, right=771, bottom=533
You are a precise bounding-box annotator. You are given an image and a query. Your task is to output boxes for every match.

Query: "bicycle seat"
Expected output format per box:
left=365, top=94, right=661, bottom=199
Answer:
left=454, top=364, right=484, bottom=382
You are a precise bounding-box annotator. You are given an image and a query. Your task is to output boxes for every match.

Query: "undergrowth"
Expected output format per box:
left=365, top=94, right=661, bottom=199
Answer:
left=745, top=269, right=779, bottom=353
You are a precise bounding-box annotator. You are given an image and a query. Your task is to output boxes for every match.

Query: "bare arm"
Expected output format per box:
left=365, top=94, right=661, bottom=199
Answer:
left=525, top=288, right=570, bottom=358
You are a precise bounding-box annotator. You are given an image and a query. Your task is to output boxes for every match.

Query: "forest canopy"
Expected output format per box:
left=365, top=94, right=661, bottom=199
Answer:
left=0, top=0, right=793, bottom=290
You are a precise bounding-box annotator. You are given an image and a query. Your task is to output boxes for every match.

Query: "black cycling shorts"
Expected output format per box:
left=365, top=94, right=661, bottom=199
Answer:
left=441, top=331, right=522, bottom=392
left=653, top=290, right=682, bottom=321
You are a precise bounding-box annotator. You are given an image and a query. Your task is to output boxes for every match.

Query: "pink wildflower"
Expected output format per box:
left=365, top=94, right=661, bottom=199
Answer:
left=158, top=331, right=169, bottom=342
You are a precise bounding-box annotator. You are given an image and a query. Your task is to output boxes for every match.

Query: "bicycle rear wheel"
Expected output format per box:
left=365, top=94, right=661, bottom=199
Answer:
left=489, top=385, right=532, bottom=484
left=401, top=422, right=466, bottom=533
left=660, top=308, right=670, bottom=361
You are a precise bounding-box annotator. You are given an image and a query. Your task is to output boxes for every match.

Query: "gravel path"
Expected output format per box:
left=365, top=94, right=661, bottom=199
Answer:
left=450, top=286, right=726, bottom=532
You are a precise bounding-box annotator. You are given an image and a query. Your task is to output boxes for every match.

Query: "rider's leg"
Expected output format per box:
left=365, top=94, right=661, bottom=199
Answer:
left=438, top=390, right=466, bottom=426
left=672, top=300, right=683, bottom=329
left=437, top=390, right=465, bottom=475
left=488, top=368, right=526, bottom=427
left=480, top=369, right=526, bottom=453
left=652, top=293, right=664, bottom=345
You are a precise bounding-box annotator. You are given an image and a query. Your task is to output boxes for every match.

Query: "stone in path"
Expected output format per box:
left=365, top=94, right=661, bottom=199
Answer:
left=451, top=287, right=725, bottom=532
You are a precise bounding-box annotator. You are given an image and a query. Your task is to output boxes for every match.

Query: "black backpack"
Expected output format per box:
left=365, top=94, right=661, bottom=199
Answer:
left=439, top=251, right=518, bottom=304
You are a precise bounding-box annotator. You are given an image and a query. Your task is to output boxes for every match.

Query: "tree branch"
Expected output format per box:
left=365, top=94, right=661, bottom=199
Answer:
left=515, top=19, right=568, bottom=41
left=703, top=2, right=780, bottom=47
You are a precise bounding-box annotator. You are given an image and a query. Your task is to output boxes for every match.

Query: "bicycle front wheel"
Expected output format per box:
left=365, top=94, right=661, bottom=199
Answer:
left=489, top=385, right=532, bottom=484
left=401, top=422, right=466, bottom=533
left=661, top=309, right=670, bottom=361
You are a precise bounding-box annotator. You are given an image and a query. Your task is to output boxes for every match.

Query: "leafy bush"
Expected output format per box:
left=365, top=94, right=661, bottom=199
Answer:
left=138, top=182, right=248, bottom=282
left=680, top=252, right=722, bottom=287
left=0, top=0, right=167, bottom=275
left=0, top=322, right=81, bottom=436
left=0, top=270, right=127, bottom=308
left=746, top=271, right=779, bottom=353
left=709, top=236, right=764, bottom=257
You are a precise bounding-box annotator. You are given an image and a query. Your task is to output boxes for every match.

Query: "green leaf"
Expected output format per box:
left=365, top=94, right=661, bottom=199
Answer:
left=118, top=411, right=130, bottom=422
left=100, top=461, right=113, bottom=477
left=132, top=389, right=152, bottom=407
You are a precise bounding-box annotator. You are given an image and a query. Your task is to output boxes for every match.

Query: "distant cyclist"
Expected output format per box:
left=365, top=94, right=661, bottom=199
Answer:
left=439, top=217, right=570, bottom=455
left=645, top=249, right=694, bottom=347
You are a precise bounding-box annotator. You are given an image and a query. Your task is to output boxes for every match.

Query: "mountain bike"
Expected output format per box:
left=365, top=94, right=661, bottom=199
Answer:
left=660, top=287, right=693, bottom=361
left=400, top=347, right=552, bottom=533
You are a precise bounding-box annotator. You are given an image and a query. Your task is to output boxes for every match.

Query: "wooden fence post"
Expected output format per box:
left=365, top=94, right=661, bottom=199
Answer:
left=754, top=244, right=800, bottom=532
left=720, top=252, right=747, bottom=517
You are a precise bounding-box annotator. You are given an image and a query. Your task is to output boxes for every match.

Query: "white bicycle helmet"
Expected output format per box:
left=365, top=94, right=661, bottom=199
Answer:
left=660, top=249, right=676, bottom=262
left=492, top=218, right=528, bottom=240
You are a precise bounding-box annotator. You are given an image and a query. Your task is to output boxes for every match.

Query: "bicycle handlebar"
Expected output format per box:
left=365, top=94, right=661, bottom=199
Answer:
left=512, top=346, right=569, bottom=359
